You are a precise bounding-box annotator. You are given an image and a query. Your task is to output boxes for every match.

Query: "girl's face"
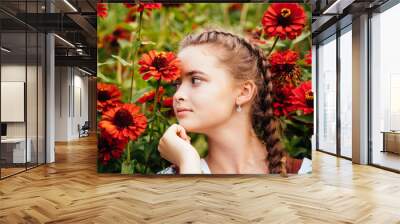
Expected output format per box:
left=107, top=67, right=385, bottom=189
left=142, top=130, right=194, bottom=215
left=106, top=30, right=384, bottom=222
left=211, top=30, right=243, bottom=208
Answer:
left=173, top=45, right=238, bottom=133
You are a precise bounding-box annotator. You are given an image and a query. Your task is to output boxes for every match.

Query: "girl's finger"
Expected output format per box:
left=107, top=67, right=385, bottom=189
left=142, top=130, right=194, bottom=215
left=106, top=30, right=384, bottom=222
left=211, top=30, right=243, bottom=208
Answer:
left=176, top=125, right=190, bottom=142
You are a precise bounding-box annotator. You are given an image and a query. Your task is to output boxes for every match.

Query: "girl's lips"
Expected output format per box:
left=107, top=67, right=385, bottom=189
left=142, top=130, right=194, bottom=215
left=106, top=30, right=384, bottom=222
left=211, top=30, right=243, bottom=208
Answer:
left=176, top=108, right=193, bottom=116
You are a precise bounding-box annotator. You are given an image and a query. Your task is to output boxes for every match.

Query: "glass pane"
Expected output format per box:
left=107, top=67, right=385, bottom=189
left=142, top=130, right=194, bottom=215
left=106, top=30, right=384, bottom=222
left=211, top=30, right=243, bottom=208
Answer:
left=340, top=28, right=352, bottom=158
left=1, top=31, right=27, bottom=177
left=27, top=30, right=38, bottom=169
left=371, top=4, right=400, bottom=171
left=312, top=45, right=317, bottom=151
left=38, top=32, right=45, bottom=165
left=317, top=36, right=337, bottom=154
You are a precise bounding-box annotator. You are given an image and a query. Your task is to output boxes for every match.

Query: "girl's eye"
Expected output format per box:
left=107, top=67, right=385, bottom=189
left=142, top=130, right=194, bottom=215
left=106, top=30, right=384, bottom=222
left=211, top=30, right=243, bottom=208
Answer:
left=191, top=77, right=202, bottom=85
left=172, top=80, right=181, bottom=89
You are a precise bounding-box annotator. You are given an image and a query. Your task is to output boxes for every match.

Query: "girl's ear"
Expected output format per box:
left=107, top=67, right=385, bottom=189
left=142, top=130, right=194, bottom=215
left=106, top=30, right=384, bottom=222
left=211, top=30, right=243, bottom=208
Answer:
left=236, top=80, right=257, bottom=106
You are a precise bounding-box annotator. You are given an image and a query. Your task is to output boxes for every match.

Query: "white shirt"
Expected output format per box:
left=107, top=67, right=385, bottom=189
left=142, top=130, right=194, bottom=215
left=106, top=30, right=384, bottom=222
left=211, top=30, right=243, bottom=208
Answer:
left=158, top=157, right=312, bottom=175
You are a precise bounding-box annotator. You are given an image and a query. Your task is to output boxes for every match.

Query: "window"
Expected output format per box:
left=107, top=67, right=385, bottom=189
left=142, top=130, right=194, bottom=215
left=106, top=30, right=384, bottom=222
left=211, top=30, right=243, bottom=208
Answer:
left=317, top=35, right=337, bottom=154
left=339, top=27, right=352, bottom=158
left=370, top=3, right=400, bottom=171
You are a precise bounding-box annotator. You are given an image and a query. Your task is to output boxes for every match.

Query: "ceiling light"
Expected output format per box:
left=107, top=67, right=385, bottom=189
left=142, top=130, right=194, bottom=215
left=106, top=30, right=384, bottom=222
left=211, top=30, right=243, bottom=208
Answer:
left=1, top=47, right=11, bottom=53
left=54, top=34, right=75, bottom=48
left=322, top=0, right=354, bottom=15
left=63, top=0, right=78, bottom=12
left=78, top=67, right=93, bottom=76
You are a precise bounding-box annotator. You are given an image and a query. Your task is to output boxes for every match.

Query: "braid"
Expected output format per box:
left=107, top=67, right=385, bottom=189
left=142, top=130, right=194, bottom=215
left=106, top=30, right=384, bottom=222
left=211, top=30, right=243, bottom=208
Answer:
left=244, top=42, right=288, bottom=177
left=180, top=29, right=288, bottom=176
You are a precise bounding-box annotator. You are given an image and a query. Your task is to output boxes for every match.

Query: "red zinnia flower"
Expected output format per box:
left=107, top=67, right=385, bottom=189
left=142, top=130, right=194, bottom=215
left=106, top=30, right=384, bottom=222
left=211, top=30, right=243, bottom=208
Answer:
left=162, top=97, right=173, bottom=107
left=124, top=3, right=136, bottom=8
left=124, top=3, right=161, bottom=13
left=228, top=3, right=243, bottom=12
left=136, top=87, right=165, bottom=103
left=139, top=50, right=181, bottom=83
left=97, top=83, right=122, bottom=113
left=98, top=133, right=127, bottom=165
left=269, top=50, right=302, bottom=85
left=138, top=3, right=161, bottom=12
left=304, top=50, right=312, bottom=65
left=99, top=104, right=147, bottom=142
left=97, top=3, right=108, bottom=18
left=125, top=8, right=137, bottom=23
left=146, top=96, right=174, bottom=115
left=262, top=3, right=306, bottom=40
left=272, top=84, right=294, bottom=117
left=288, top=81, right=314, bottom=115
left=103, top=26, right=131, bottom=49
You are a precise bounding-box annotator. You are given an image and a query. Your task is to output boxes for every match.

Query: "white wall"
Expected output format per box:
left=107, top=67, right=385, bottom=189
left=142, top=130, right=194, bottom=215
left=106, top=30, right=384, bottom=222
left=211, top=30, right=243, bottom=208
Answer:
left=1, top=63, right=46, bottom=164
left=54, top=67, right=89, bottom=141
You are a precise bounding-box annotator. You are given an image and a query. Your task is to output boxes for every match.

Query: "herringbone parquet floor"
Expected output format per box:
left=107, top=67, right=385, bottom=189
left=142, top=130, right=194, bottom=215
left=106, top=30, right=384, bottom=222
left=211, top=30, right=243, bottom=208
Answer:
left=0, top=135, right=399, bottom=223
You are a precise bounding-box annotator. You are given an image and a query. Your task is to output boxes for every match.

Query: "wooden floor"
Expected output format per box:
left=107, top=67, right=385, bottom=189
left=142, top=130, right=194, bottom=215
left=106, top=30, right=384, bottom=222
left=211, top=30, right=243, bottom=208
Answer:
left=0, top=136, right=400, bottom=223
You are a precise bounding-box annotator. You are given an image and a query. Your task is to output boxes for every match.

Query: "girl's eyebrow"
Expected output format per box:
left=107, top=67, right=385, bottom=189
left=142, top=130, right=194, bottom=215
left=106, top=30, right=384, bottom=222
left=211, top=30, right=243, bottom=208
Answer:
left=184, top=70, right=206, bottom=77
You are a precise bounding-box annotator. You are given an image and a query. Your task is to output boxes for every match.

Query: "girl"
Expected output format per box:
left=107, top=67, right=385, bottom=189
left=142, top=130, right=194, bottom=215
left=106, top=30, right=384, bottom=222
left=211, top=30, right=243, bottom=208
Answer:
left=157, top=29, right=311, bottom=176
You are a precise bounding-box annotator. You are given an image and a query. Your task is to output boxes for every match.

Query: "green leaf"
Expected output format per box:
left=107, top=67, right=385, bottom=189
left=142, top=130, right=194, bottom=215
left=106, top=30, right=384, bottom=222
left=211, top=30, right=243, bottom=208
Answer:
left=111, top=55, right=132, bottom=67
left=292, top=114, right=314, bottom=124
left=131, top=86, right=154, bottom=103
left=291, top=31, right=311, bottom=47
left=97, top=59, right=115, bottom=67
left=121, top=160, right=134, bottom=174
left=97, top=72, right=118, bottom=84
left=141, top=40, right=156, bottom=46
left=160, top=108, right=172, bottom=112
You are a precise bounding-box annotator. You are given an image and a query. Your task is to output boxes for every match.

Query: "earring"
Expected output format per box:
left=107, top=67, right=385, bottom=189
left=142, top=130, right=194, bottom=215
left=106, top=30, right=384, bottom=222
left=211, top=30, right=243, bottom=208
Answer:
left=236, top=104, right=242, bottom=112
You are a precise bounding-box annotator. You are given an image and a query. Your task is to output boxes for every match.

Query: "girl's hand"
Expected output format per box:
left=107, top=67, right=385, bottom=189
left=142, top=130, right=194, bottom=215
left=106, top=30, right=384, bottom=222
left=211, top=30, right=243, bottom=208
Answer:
left=158, top=124, right=201, bottom=174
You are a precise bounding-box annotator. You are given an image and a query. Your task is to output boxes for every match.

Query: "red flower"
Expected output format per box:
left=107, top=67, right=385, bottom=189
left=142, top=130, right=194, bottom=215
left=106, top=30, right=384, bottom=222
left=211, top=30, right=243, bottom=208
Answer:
left=272, top=84, right=294, bottom=117
left=288, top=81, right=314, bottom=115
left=124, top=3, right=136, bottom=8
left=97, top=83, right=122, bottom=113
left=104, top=26, right=131, bottom=49
left=125, top=8, right=137, bottom=23
left=98, top=133, right=127, bottom=165
left=262, top=3, right=306, bottom=40
left=97, top=3, right=108, bottom=18
left=269, top=50, right=301, bottom=85
left=124, top=3, right=161, bottom=13
left=138, top=3, right=161, bottom=12
left=139, top=50, right=181, bottom=83
left=162, top=97, right=173, bottom=107
left=99, top=104, right=147, bottom=142
left=136, top=87, right=165, bottom=103
left=228, top=3, right=243, bottom=12
left=304, top=50, right=312, bottom=65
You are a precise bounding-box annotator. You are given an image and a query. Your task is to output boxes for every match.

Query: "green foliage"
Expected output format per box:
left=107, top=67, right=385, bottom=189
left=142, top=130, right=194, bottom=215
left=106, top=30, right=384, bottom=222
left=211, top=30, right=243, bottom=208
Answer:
left=97, top=3, right=313, bottom=174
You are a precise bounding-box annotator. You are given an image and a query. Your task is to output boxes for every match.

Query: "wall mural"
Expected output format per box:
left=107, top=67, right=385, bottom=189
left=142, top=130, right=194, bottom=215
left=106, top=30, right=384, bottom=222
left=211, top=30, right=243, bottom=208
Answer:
left=97, top=2, right=313, bottom=175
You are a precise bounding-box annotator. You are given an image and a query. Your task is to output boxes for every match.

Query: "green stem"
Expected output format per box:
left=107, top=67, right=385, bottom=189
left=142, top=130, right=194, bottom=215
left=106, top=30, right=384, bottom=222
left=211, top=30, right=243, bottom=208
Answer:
left=127, top=141, right=131, bottom=161
left=144, top=79, right=162, bottom=173
left=124, top=11, right=143, bottom=168
left=129, top=10, right=144, bottom=102
left=267, top=36, right=279, bottom=57
left=239, top=4, right=248, bottom=28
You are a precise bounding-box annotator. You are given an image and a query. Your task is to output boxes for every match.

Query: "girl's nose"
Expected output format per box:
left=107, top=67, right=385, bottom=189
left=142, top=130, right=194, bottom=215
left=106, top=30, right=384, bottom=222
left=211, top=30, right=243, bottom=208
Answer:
left=173, top=85, right=187, bottom=104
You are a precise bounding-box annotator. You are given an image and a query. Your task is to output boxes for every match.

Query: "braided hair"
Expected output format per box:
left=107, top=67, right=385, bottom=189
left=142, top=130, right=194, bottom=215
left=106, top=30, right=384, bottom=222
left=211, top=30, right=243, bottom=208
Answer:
left=179, top=29, right=288, bottom=176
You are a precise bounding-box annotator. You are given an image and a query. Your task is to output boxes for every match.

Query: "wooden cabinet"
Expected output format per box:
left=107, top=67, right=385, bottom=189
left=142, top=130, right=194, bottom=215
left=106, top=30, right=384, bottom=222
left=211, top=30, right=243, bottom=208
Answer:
left=382, top=132, right=400, bottom=154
